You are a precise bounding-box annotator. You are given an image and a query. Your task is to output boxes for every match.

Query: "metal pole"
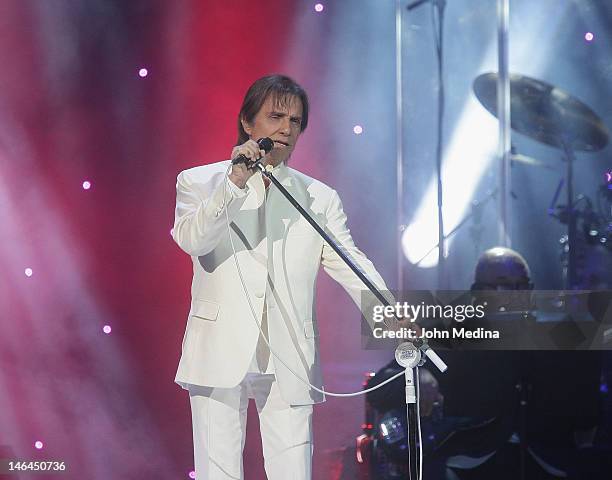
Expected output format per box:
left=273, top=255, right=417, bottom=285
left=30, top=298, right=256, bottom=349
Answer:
left=434, top=1, right=447, bottom=288
left=497, top=0, right=511, bottom=247
left=562, top=141, right=578, bottom=289
left=396, top=0, right=405, bottom=293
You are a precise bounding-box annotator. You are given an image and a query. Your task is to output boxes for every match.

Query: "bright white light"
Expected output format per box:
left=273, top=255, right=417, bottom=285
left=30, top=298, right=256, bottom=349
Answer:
left=103, top=325, right=112, bottom=334
left=170, top=228, right=174, bottom=237
left=188, top=471, right=196, bottom=479
left=25, top=268, right=33, bottom=277
left=82, top=181, right=91, bottom=190
left=585, top=32, right=594, bottom=42
left=314, top=3, right=324, bottom=12
left=34, top=441, right=43, bottom=449
left=402, top=103, right=498, bottom=267
left=353, top=125, right=363, bottom=135
left=139, top=68, right=148, bottom=77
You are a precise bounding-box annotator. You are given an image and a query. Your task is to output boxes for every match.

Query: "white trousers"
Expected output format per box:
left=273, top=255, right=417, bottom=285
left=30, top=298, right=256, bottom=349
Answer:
left=188, top=373, right=313, bottom=480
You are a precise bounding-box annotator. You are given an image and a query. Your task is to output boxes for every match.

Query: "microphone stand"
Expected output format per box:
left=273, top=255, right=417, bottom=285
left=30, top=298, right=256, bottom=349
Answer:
left=407, top=0, right=447, bottom=288
left=395, top=342, right=427, bottom=480
left=251, top=161, right=448, bottom=480
left=414, top=189, right=498, bottom=266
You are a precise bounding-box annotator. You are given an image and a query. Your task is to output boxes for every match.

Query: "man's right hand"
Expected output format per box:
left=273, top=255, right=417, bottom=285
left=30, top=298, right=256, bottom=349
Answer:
left=228, top=140, right=266, bottom=189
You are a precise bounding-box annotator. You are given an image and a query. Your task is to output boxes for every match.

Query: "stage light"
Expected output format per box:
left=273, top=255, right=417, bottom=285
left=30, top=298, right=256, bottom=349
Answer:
left=139, top=68, right=148, bottom=77
left=170, top=228, right=174, bottom=237
left=25, top=268, right=33, bottom=277
left=353, top=125, right=363, bottom=135
left=402, top=104, right=497, bottom=267
left=188, top=471, right=196, bottom=479
left=314, top=3, right=324, bottom=13
left=82, top=181, right=91, bottom=190
left=585, top=32, right=594, bottom=42
left=34, top=441, right=43, bottom=450
left=103, top=325, right=112, bottom=334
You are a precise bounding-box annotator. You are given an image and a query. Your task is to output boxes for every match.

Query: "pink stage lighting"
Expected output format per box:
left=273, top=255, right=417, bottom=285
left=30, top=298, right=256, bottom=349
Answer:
left=34, top=441, right=43, bottom=450
left=314, top=3, right=324, bottom=13
left=138, top=68, right=148, bottom=77
left=24, top=268, right=33, bottom=277
left=103, top=325, right=112, bottom=334
left=82, top=180, right=91, bottom=190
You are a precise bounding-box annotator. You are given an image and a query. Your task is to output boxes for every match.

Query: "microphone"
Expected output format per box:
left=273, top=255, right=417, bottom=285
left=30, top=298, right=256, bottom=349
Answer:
left=231, top=137, right=274, bottom=166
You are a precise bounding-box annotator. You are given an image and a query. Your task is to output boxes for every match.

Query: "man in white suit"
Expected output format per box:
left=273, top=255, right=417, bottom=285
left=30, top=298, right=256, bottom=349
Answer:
left=172, top=75, right=389, bottom=479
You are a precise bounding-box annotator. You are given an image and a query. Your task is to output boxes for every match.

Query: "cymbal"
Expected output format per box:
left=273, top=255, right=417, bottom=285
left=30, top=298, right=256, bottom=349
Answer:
left=509, top=153, right=555, bottom=170
left=474, top=73, right=609, bottom=152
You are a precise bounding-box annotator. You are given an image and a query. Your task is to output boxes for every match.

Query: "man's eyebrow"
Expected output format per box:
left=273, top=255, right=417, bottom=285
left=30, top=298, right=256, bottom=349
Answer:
left=269, top=111, right=302, bottom=121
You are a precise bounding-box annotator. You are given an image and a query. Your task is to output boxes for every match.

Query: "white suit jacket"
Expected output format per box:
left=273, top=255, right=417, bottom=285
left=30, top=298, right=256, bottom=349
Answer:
left=172, top=160, right=387, bottom=405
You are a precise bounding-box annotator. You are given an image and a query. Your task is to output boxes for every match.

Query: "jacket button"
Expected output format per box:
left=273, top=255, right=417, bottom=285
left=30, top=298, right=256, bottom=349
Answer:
left=255, top=291, right=264, bottom=298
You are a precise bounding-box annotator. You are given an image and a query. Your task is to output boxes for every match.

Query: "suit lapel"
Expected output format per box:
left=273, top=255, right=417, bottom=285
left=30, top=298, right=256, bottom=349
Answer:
left=265, top=163, right=299, bottom=239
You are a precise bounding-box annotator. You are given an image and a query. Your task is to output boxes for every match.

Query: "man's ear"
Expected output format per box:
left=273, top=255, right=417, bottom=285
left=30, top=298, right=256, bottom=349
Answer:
left=240, top=117, right=252, bottom=136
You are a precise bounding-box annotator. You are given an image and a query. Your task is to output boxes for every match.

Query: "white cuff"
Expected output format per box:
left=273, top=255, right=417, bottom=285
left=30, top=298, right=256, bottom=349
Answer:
left=226, top=174, right=249, bottom=198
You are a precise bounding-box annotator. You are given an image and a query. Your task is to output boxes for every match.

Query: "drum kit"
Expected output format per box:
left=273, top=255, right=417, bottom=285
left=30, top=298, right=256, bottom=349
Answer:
left=473, top=72, right=612, bottom=289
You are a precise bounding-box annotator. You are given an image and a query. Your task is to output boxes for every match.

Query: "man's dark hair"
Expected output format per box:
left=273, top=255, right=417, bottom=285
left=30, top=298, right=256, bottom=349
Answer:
left=236, top=74, right=309, bottom=145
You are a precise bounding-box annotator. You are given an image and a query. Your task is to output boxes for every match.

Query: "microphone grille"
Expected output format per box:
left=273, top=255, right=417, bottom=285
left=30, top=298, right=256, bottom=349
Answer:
left=257, top=137, right=274, bottom=153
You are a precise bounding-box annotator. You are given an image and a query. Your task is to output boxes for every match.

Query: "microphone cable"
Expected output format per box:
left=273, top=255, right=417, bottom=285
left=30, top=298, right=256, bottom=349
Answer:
left=222, top=163, right=407, bottom=397
left=222, top=162, right=423, bottom=479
